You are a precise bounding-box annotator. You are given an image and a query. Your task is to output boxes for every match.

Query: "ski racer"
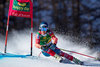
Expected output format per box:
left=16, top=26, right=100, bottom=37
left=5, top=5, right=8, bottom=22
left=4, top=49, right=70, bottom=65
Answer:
left=35, top=21, right=84, bottom=65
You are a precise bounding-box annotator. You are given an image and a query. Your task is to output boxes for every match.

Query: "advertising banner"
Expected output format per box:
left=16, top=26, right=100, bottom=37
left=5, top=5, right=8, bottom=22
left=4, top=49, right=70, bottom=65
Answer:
left=9, top=0, right=33, bottom=18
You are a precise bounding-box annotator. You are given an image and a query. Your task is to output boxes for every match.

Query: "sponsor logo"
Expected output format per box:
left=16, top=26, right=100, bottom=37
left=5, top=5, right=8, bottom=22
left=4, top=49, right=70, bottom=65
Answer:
left=18, top=2, right=27, bottom=7
left=12, top=0, right=30, bottom=12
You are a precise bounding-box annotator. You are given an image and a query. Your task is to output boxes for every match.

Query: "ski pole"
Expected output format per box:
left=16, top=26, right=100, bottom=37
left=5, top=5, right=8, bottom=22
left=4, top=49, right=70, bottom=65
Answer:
left=38, top=52, right=42, bottom=57
left=60, top=48, right=97, bottom=60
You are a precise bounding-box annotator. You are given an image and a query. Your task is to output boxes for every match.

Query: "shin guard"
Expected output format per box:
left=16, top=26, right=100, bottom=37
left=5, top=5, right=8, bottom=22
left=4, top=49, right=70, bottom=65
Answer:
left=59, top=51, right=73, bottom=61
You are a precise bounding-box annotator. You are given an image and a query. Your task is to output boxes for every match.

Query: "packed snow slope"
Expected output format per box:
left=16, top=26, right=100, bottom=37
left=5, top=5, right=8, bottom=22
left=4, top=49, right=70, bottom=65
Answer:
left=0, top=30, right=100, bottom=67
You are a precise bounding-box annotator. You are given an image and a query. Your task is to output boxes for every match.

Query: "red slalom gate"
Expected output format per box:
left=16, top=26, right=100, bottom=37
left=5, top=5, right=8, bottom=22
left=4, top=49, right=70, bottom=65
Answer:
left=5, top=0, right=33, bottom=56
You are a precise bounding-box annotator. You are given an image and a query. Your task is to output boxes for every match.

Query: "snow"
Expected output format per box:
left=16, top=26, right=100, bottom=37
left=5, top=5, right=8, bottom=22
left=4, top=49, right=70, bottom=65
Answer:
left=0, top=29, right=100, bottom=67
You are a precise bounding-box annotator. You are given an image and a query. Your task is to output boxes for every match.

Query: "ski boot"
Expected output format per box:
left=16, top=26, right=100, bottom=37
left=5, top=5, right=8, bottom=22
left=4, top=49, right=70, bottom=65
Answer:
left=73, top=57, right=84, bottom=65
left=54, top=54, right=63, bottom=63
left=96, top=57, right=100, bottom=61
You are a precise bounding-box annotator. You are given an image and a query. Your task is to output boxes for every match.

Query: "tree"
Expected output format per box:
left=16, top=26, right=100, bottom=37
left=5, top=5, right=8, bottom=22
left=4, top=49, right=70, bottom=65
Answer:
left=72, top=0, right=80, bottom=35
left=51, top=0, right=69, bottom=34
left=0, top=0, right=6, bottom=34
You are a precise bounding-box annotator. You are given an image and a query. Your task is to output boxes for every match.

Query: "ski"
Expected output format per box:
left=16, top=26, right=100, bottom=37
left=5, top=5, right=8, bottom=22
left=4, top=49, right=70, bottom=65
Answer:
left=0, top=52, right=31, bottom=58
left=0, top=52, right=5, bottom=55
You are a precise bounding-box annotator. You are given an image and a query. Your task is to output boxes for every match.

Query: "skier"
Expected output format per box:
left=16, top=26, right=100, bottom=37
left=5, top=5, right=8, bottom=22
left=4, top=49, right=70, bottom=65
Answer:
left=35, top=21, right=84, bottom=65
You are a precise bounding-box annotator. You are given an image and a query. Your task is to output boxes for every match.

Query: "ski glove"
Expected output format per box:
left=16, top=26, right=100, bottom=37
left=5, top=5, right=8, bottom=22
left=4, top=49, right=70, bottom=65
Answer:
left=41, top=45, right=49, bottom=51
left=49, top=43, right=56, bottom=50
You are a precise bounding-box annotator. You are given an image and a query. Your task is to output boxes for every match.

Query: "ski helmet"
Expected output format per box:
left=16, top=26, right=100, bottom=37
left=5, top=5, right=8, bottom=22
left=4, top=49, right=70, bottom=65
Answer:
left=39, top=21, right=48, bottom=31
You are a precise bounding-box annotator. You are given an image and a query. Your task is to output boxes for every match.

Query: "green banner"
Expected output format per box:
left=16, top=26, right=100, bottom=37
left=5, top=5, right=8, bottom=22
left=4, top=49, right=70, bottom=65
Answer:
left=12, top=0, right=30, bottom=12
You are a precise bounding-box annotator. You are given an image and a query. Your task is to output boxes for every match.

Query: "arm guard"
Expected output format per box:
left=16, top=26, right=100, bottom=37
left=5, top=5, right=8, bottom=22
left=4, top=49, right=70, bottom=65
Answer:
left=49, top=31, right=58, bottom=44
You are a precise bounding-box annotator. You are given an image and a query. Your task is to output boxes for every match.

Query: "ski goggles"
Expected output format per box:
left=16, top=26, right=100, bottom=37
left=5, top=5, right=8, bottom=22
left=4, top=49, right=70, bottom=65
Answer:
left=41, top=28, right=48, bottom=31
